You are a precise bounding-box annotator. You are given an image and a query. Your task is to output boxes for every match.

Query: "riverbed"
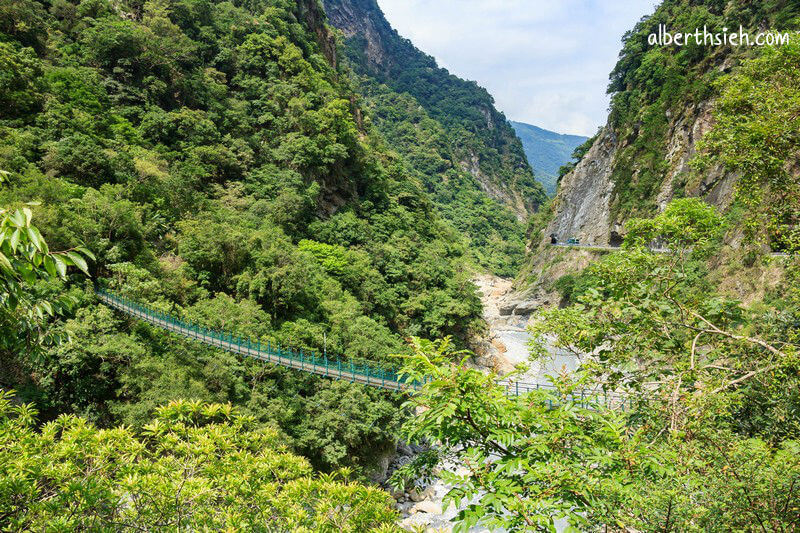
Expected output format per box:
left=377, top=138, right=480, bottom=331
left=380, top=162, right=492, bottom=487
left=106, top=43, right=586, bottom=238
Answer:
left=394, top=274, right=578, bottom=531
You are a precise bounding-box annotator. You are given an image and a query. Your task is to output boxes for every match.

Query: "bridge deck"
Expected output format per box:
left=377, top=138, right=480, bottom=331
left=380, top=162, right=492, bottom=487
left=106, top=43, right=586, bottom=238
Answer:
left=96, top=290, right=633, bottom=408
left=97, top=292, right=409, bottom=392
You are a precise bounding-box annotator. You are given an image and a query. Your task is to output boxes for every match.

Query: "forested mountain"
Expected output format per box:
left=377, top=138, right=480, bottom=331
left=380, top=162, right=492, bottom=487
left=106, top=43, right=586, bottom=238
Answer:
left=510, top=121, right=588, bottom=196
left=322, top=0, right=545, bottom=218
left=0, top=0, right=484, bottom=482
left=321, top=0, right=547, bottom=276
left=2, top=0, right=798, bottom=530
left=542, top=0, right=800, bottom=250
left=522, top=0, right=800, bottom=297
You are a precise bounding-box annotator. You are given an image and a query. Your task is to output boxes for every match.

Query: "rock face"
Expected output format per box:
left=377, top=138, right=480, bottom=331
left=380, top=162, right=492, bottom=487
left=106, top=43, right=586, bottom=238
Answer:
left=320, top=0, right=391, bottom=69
left=460, top=150, right=530, bottom=220
left=514, top=94, right=748, bottom=314
left=297, top=0, right=338, bottom=68
left=546, top=126, right=618, bottom=245
left=546, top=100, right=735, bottom=247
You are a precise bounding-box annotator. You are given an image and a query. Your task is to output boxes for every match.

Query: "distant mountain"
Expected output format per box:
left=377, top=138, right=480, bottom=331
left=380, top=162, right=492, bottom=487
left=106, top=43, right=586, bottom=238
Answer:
left=510, top=122, right=588, bottom=196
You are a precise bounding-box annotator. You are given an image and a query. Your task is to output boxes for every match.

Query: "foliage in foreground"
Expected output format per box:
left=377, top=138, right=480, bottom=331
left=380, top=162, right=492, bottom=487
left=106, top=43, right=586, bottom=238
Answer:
left=393, top=339, right=799, bottom=532
left=392, top=200, right=800, bottom=532
left=0, top=393, right=398, bottom=532
left=0, top=171, right=92, bottom=362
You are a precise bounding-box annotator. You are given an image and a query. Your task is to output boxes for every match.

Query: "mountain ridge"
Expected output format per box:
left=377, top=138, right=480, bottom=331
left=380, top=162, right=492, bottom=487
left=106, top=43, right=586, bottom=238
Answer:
left=510, top=121, right=588, bottom=196
left=322, top=0, right=546, bottom=219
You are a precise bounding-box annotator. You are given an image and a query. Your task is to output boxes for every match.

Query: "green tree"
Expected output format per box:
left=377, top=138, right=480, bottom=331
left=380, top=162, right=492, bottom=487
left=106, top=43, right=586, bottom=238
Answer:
left=392, top=338, right=649, bottom=532
left=0, top=393, right=398, bottom=531
left=392, top=338, right=800, bottom=532
left=0, top=42, right=43, bottom=119
left=532, top=199, right=795, bottom=411
left=392, top=200, right=800, bottom=532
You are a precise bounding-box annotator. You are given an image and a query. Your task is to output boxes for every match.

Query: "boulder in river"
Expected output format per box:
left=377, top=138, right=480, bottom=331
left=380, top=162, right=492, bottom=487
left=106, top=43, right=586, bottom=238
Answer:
left=408, top=484, right=435, bottom=502
left=410, top=500, right=443, bottom=515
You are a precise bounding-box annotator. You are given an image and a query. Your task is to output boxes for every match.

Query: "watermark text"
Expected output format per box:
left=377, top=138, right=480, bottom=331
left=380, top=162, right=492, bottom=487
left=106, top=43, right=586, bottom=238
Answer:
left=649, top=25, right=793, bottom=47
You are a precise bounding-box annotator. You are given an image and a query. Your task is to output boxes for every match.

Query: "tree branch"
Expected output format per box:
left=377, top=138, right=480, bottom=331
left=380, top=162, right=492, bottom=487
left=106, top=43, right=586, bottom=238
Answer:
left=711, top=364, right=781, bottom=394
left=687, top=310, right=787, bottom=359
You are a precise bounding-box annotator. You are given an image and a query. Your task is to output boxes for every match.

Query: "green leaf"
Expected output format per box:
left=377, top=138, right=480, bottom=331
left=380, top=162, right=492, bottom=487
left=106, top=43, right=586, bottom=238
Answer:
left=10, top=209, right=24, bottom=228
left=53, top=255, right=67, bottom=279
left=0, top=251, right=12, bottom=272
left=33, top=227, right=47, bottom=254
left=19, top=263, right=35, bottom=284
left=66, top=251, right=90, bottom=276
left=26, top=227, right=41, bottom=252
left=10, top=229, right=20, bottom=252
left=44, top=255, right=56, bottom=277
left=75, top=246, right=96, bottom=261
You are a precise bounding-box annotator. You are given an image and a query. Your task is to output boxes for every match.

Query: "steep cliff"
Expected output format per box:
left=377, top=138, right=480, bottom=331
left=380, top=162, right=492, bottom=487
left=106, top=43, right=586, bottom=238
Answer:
left=545, top=0, right=799, bottom=247
left=321, top=0, right=546, bottom=220
left=546, top=99, right=734, bottom=247
left=517, top=0, right=800, bottom=306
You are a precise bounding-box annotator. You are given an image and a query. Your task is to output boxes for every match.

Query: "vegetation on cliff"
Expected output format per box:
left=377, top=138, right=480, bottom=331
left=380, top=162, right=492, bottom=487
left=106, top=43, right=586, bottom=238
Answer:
left=322, top=0, right=547, bottom=276
left=606, top=0, right=800, bottom=227
left=0, top=0, right=482, bottom=476
left=694, top=36, right=800, bottom=252
left=350, top=76, right=530, bottom=276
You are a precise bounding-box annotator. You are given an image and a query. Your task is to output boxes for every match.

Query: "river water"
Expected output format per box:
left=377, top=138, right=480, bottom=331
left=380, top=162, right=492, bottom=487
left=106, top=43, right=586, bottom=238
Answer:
left=495, top=328, right=579, bottom=384
left=395, top=275, right=578, bottom=531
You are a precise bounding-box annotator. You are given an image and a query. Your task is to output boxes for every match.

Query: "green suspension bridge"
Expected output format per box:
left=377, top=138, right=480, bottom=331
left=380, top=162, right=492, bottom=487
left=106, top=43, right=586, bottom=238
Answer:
left=96, top=289, right=633, bottom=408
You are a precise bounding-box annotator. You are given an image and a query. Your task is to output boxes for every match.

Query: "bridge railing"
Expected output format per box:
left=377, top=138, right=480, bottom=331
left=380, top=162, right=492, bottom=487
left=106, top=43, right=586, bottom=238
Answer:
left=95, top=289, right=411, bottom=391
left=95, top=289, right=637, bottom=407
left=497, top=379, right=635, bottom=410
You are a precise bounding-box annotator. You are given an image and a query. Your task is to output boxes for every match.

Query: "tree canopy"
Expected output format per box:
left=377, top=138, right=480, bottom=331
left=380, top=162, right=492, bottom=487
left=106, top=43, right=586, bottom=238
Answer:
left=0, top=393, right=398, bottom=531
left=393, top=199, right=800, bottom=532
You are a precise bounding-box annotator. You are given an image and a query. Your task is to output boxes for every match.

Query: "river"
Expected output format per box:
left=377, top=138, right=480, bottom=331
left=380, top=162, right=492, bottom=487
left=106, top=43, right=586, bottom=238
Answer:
left=394, top=275, right=578, bottom=531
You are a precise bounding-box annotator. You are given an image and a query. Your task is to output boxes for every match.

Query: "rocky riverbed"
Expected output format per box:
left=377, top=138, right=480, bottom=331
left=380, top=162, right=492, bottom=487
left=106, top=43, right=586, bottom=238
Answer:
left=386, top=274, right=579, bottom=531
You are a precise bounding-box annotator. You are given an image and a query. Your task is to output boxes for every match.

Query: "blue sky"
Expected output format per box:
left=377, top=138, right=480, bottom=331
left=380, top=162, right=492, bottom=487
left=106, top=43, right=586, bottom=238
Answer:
left=377, top=0, right=657, bottom=136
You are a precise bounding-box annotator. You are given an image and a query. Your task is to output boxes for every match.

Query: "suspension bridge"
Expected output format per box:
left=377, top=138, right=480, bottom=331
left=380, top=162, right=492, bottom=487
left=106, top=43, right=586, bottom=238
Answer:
left=96, top=289, right=633, bottom=408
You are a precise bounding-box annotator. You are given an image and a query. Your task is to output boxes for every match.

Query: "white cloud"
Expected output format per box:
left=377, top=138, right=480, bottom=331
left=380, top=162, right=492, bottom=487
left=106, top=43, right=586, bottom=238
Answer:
left=377, top=0, right=657, bottom=136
